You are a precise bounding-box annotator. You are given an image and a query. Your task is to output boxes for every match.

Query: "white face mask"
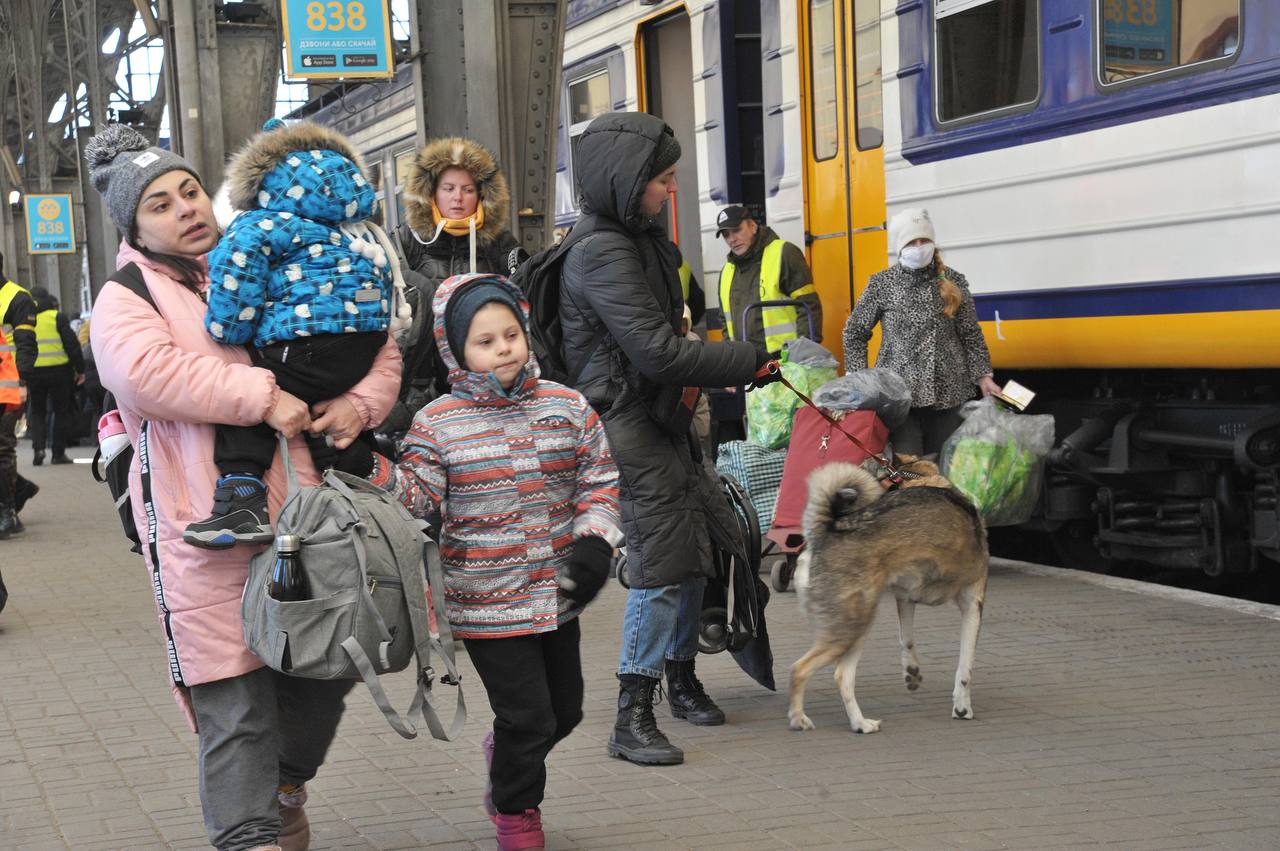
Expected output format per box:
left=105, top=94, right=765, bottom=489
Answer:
left=899, top=243, right=935, bottom=270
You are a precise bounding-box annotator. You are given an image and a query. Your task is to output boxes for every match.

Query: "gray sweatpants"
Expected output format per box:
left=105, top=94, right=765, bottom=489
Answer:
left=189, top=666, right=355, bottom=851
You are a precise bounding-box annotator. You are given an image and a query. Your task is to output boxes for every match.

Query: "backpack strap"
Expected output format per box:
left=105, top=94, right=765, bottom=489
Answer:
left=106, top=262, right=158, bottom=314
left=312, top=444, right=466, bottom=741
left=343, top=497, right=466, bottom=741
left=543, top=225, right=610, bottom=385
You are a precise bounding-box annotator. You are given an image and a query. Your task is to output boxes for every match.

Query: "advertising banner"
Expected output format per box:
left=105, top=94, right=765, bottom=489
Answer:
left=281, top=0, right=394, bottom=80
left=25, top=194, right=75, bottom=255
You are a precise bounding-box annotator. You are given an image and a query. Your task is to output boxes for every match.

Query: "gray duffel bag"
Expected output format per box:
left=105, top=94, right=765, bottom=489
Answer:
left=242, top=435, right=465, bottom=740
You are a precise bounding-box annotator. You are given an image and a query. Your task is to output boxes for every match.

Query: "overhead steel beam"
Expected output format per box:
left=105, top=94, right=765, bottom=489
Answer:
left=408, top=0, right=566, bottom=253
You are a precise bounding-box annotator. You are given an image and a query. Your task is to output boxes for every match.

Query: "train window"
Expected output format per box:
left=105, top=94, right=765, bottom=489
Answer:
left=366, top=159, right=384, bottom=228
left=569, top=72, right=611, bottom=126
left=808, top=0, right=839, bottom=161
left=567, top=70, right=613, bottom=194
left=1098, top=1, right=1240, bottom=86
left=853, top=0, right=882, bottom=150
left=934, top=0, right=1039, bottom=124
left=393, top=148, right=415, bottom=226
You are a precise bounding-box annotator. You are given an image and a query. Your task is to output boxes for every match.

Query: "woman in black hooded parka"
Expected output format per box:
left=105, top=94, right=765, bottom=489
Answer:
left=558, top=112, right=775, bottom=766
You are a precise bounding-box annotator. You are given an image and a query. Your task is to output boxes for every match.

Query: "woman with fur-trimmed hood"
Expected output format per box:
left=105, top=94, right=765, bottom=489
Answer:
left=389, top=137, right=528, bottom=428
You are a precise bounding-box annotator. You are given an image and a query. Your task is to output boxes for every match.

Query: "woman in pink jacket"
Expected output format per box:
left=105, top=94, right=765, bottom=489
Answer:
left=85, top=126, right=401, bottom=851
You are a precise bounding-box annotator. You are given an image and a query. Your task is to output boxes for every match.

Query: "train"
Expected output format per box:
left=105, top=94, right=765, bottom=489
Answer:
left=557, top=0, right=1280, bottom=575
left=296, top=0, right=1279, bottom=575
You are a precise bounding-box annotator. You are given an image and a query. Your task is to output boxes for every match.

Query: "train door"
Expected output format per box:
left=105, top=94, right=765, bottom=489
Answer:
left=638, top=7, right=704, bottom=283
left=798, top=0, right=886, bottom=364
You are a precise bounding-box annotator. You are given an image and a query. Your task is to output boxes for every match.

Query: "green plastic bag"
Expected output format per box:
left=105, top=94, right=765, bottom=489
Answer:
left=939, top=398, right=1055, bottom=527
left=746, top=340, right=837, bottom=449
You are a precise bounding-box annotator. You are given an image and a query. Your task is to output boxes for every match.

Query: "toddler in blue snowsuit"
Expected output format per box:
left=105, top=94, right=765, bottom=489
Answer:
left=184, top=119, right=409, bottom=549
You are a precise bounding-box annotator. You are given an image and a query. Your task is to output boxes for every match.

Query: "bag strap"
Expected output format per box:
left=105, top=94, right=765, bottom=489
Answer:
left=545, top=227, right=610, bottom=386
left=107, top=262, right=158, bottom=314
left=322, top=456, right=466, bottom=741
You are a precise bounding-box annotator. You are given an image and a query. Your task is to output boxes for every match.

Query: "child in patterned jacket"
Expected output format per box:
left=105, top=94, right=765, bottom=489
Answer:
left=368, top=272, right=621, bottom=851
left=184, top=119, right=410, bottom=549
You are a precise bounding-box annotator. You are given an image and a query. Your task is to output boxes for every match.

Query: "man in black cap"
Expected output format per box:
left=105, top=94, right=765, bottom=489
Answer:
left=715, top=205, right=822, bottom=359
left=557, top=112, right=778, bottom=767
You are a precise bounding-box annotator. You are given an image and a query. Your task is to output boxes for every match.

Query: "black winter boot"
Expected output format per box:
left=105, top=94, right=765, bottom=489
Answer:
left=0, top=505, right=21, bottom=539
left=13, top=477, right=38, bottom=515
left=666, top=658, right=726, bottom=726
left=606, top=674, right=684, bottom=765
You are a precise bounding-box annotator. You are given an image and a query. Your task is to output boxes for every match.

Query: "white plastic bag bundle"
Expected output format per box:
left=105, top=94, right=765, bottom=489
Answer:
left=812, top=368, right=912, bottom=427
left=939, top=398, right=1055, bottom=526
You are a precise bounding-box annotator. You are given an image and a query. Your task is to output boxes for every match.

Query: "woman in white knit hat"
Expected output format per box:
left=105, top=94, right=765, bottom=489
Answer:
left=842, top=207, right=999, bottom=456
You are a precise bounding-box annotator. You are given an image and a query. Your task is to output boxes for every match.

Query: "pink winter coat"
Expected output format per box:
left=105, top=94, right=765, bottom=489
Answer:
left=91, top=242, right=401, bottom=719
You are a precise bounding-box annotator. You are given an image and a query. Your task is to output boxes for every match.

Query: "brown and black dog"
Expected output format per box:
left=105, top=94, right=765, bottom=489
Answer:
left=789, top=455, right=988, bottom=734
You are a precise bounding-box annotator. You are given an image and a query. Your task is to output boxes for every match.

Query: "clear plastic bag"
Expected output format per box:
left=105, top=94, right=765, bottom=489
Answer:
left=746, top=339, right=837, bottom=449
left=939, top=397, right=1055, bottom=527
left=812, top=368, right=912, bottom=427
left=783, top=336, right=837, bottom=368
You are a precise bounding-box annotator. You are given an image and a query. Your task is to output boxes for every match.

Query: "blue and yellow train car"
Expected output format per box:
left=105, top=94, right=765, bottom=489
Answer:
left=799, top=0, right=1280, bottom=572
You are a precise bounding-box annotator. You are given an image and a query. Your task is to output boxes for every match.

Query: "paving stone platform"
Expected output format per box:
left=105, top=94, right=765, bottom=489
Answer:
left=2, top=449, right=1279, bottom=849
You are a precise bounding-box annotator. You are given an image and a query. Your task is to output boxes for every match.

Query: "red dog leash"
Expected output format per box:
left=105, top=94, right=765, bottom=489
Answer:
left=755, top=361, right=907, bottom=485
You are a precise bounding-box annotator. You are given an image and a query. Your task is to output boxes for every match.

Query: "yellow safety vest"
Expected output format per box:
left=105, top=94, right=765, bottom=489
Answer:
left=718, top=240, right=816, bottom=354
left=34, top=309, right=70, bottom=367
left=678, top=259, right=693, bottom=302
left=0, top=280, right=32, bottom=404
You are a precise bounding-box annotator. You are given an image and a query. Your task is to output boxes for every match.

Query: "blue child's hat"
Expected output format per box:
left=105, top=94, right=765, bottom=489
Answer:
left=445, top=276, right=525, bottom=369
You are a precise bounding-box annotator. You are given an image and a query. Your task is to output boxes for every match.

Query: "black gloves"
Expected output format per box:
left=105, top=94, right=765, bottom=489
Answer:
left=746, top=359, right=783, bottom=391
left=560, top=536, right=613, bottom=606
left=306, top=433, right=376, bottom=478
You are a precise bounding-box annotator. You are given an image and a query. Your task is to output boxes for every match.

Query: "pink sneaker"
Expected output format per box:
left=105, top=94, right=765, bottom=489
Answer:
left=481, top=730, right=496, bottom=819
left=494, top=808, right=544, bottom=851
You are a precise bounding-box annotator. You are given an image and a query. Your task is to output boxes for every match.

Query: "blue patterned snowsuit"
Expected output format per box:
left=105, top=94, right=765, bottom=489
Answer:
left=206, top=141, right=391, bottom=347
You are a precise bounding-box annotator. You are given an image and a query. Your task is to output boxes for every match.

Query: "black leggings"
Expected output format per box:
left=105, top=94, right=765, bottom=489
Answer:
left=463, top=619, right=584, bottom=814
left=890, top=405, right=963, bottom=458
left=214, top=331, right=385, bottom=477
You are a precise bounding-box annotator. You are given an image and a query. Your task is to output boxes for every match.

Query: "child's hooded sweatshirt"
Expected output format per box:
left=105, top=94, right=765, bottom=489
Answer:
left=370, top=273, right=622, bottom=637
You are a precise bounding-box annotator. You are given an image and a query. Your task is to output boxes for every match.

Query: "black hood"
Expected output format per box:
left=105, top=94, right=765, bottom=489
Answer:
left=575, top=112, right=672, bottom=233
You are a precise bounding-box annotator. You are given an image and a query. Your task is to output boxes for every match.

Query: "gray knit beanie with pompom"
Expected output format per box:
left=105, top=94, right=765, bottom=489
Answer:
left=84, top=125, right=201, bottom=236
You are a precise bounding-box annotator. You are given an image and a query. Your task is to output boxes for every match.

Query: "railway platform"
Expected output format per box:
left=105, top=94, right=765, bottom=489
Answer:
left=2, top=449, right=1279, bottom=850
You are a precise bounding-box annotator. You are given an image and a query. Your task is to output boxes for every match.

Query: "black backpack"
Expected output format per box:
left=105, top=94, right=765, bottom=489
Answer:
left=509, top=222, right=610, bottom=386
left=90, top=263, right=154, bottom=553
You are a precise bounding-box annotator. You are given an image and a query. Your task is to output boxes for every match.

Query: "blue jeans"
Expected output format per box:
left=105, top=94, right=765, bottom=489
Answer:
left=618, top=577, right=706, bottom=679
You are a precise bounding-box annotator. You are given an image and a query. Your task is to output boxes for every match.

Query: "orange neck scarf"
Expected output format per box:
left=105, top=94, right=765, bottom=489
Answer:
left=432, top=200, right=484, bottom=238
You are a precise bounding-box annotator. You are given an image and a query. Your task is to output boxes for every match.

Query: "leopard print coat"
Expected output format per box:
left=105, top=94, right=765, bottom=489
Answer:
left=842, top=263, right=992, bottom=410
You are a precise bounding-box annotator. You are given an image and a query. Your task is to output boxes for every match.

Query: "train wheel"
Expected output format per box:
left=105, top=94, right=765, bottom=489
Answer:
left=1050, top=520, right=1114, bottom=574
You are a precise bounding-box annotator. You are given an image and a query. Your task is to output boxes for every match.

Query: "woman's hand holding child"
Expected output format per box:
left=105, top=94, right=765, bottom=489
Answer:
left=265, top=390, right=312, bottom=438
left=310, top=396, right=363, bottom=449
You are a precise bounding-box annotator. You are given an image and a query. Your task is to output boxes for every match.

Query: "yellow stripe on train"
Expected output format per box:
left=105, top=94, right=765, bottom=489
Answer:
left=981, top=310, right=1280, bottom=370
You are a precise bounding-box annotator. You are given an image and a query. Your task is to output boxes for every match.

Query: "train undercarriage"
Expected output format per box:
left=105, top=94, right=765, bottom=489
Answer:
left=1007, top=369, right=1280, bottom=576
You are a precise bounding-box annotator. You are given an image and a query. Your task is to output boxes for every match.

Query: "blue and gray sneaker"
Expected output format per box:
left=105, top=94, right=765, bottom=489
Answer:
left=183, top=474, right=273, bottom=549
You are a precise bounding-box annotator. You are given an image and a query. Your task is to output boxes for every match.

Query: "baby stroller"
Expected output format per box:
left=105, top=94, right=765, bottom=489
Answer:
left=700, top=473, right=775, bottom=690
left=612, top=471, right=776, bottom=691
